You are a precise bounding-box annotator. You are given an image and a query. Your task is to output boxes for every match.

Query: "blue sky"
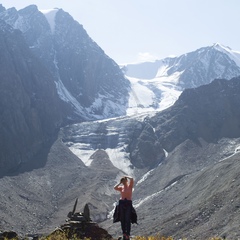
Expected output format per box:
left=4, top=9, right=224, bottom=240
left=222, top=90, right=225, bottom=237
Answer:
left=1, top=0, right=240, bottom=64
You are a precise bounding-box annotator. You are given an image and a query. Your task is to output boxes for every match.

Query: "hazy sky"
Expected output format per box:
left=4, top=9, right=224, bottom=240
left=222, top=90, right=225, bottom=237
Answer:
left=1, top=0, right=240, bottom=64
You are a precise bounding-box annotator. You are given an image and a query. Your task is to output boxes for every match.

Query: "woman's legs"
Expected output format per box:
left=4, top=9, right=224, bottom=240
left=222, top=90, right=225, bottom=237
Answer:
left=120, top=202, right=126, bottom=234
left=125, top=203, right=131, bottom=236
left=120, top=201, right=131, bottom=239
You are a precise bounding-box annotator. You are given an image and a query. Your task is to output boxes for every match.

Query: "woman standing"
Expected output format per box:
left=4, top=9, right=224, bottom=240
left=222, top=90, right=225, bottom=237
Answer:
left=114, top=176, right=134, bottom=240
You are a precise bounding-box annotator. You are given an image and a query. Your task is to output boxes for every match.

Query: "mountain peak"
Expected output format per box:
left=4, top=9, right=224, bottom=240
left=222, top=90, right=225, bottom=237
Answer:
left=212, top=42, right=225, bottom=47
left=18, top=4, right=39, bottom=15
left=210, top=42, right=240, bottom=67
left=40, top=8, right=59, bottom=33
left=212, top=42, right=232, bottom=52
left=0, top=4, right=6, bottom=13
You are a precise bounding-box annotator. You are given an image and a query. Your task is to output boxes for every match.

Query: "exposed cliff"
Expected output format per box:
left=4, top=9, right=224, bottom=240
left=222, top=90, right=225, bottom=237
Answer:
left=0, top=20, right=63, bottom=174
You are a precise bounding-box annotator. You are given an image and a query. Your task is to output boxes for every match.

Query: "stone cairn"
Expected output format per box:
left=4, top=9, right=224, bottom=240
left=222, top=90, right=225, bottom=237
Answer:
left=0, top=199, right=112, bottom=240
left=49, top=198, right=112, bottom=240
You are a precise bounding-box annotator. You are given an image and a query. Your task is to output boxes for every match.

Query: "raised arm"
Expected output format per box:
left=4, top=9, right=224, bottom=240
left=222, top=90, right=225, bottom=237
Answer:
left=125, top=176, right=134, bottom=187
left=114, top=180, right=122, bottom=191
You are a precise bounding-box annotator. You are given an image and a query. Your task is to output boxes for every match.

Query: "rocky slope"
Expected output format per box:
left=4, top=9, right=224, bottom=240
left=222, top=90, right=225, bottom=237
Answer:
left=100, top=77, right=240, bottom=239
left=150, top=76, right=240, bottom=151
left=1, top=77, right=240, bottom=240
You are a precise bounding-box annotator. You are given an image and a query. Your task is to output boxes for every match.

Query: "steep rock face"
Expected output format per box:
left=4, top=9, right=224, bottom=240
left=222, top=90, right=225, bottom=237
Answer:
left=150, top=76, right=240, bottom=152
left=0, top=5, right=130, bottom=119
left=54, top=10, right=128, bottom=110
left=0, top=20, right=63, bottom=174
left=127, top=122, right=165, bottom=168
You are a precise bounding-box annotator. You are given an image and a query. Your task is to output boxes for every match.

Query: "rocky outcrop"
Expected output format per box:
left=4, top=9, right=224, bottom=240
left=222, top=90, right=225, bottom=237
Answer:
left=150, top=76, right=240, bottom=151
left=0, top=203, right=112, bottom=240
left=128, top=121, right=165, bottom=168
left=55, top=202, right=112, bottom=240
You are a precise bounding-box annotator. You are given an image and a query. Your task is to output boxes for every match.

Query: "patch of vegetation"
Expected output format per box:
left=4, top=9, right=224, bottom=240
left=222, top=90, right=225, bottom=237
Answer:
left=0, top=233, right=227, bottom=240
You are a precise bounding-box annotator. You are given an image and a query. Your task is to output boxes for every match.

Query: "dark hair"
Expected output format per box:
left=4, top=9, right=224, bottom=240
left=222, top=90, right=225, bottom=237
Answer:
left=120, top=177, right=127, bottom=183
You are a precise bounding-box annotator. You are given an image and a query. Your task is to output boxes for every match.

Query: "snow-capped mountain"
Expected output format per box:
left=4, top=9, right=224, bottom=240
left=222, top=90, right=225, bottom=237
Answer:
left=0, top=4, right=130, bottom=120
left=1, top=3, right=240, bottom=239
left=0, top=4, right=130, bottom=174
left=124, top=43, right=240, bottom=115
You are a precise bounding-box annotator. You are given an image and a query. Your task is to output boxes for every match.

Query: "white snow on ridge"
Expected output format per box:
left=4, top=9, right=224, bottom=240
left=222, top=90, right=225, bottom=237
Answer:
left=213, top=43, right=240, bottom=68
left=155, top=60, right=171, bottom=77
left=55, top=79, right=86, bottom=117
left=40, top=8, right=59, bottom=33
left=136, top=168, right=155, bottom=186
left=227, top=50, right=240, bottom=68
left=133, top=189, right=163, bottom=208
left=126, top=70, right=182, bottom=116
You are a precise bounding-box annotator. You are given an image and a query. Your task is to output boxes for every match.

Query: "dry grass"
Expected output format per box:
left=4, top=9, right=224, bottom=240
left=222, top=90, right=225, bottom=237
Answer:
left=133, top=236, right=174, bottom=240
left=0, top=234, right=227, bottom=240
left=40, top=235, right=227, bottom=240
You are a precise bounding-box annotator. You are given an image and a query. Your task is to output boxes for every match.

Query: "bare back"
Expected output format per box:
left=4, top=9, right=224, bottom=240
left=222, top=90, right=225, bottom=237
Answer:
left=115, top=178, right=133, bottom=200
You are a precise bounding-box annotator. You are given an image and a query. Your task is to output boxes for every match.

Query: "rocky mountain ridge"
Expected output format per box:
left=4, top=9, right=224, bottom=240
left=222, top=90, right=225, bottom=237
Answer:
left=124, top=43, right=240, bottom=115
left=124, top=43, right=240, bottom=88
left=0, top=4, right=129, bottom=174
left=150, top=76, right=240, bottom=151
left=1, top=3, right=240, bottom=239
left=0, top=5, right=130, bottom=119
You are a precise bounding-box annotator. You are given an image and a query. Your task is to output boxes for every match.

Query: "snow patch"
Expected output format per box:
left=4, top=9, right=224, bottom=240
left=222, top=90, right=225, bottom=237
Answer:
left=68, top=143, right=95, bottom=166
left=85, top=93, right=127, bottom=119
left=126, top=71, right=182, bottom=116
left=105, top=147, right=133, bottom=176
left=40, top=8, right=59, bottom=33
left=136, top=169, right=155, bottom=186
left=163, top=149, right=168, bottom=158
left=213, top=43, right=240, bottom=68
left=133, top=189, right=163, bottom=208
left=235, top=146, right=240, bottom=153
left=55, top=80, right=85, bottom=116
